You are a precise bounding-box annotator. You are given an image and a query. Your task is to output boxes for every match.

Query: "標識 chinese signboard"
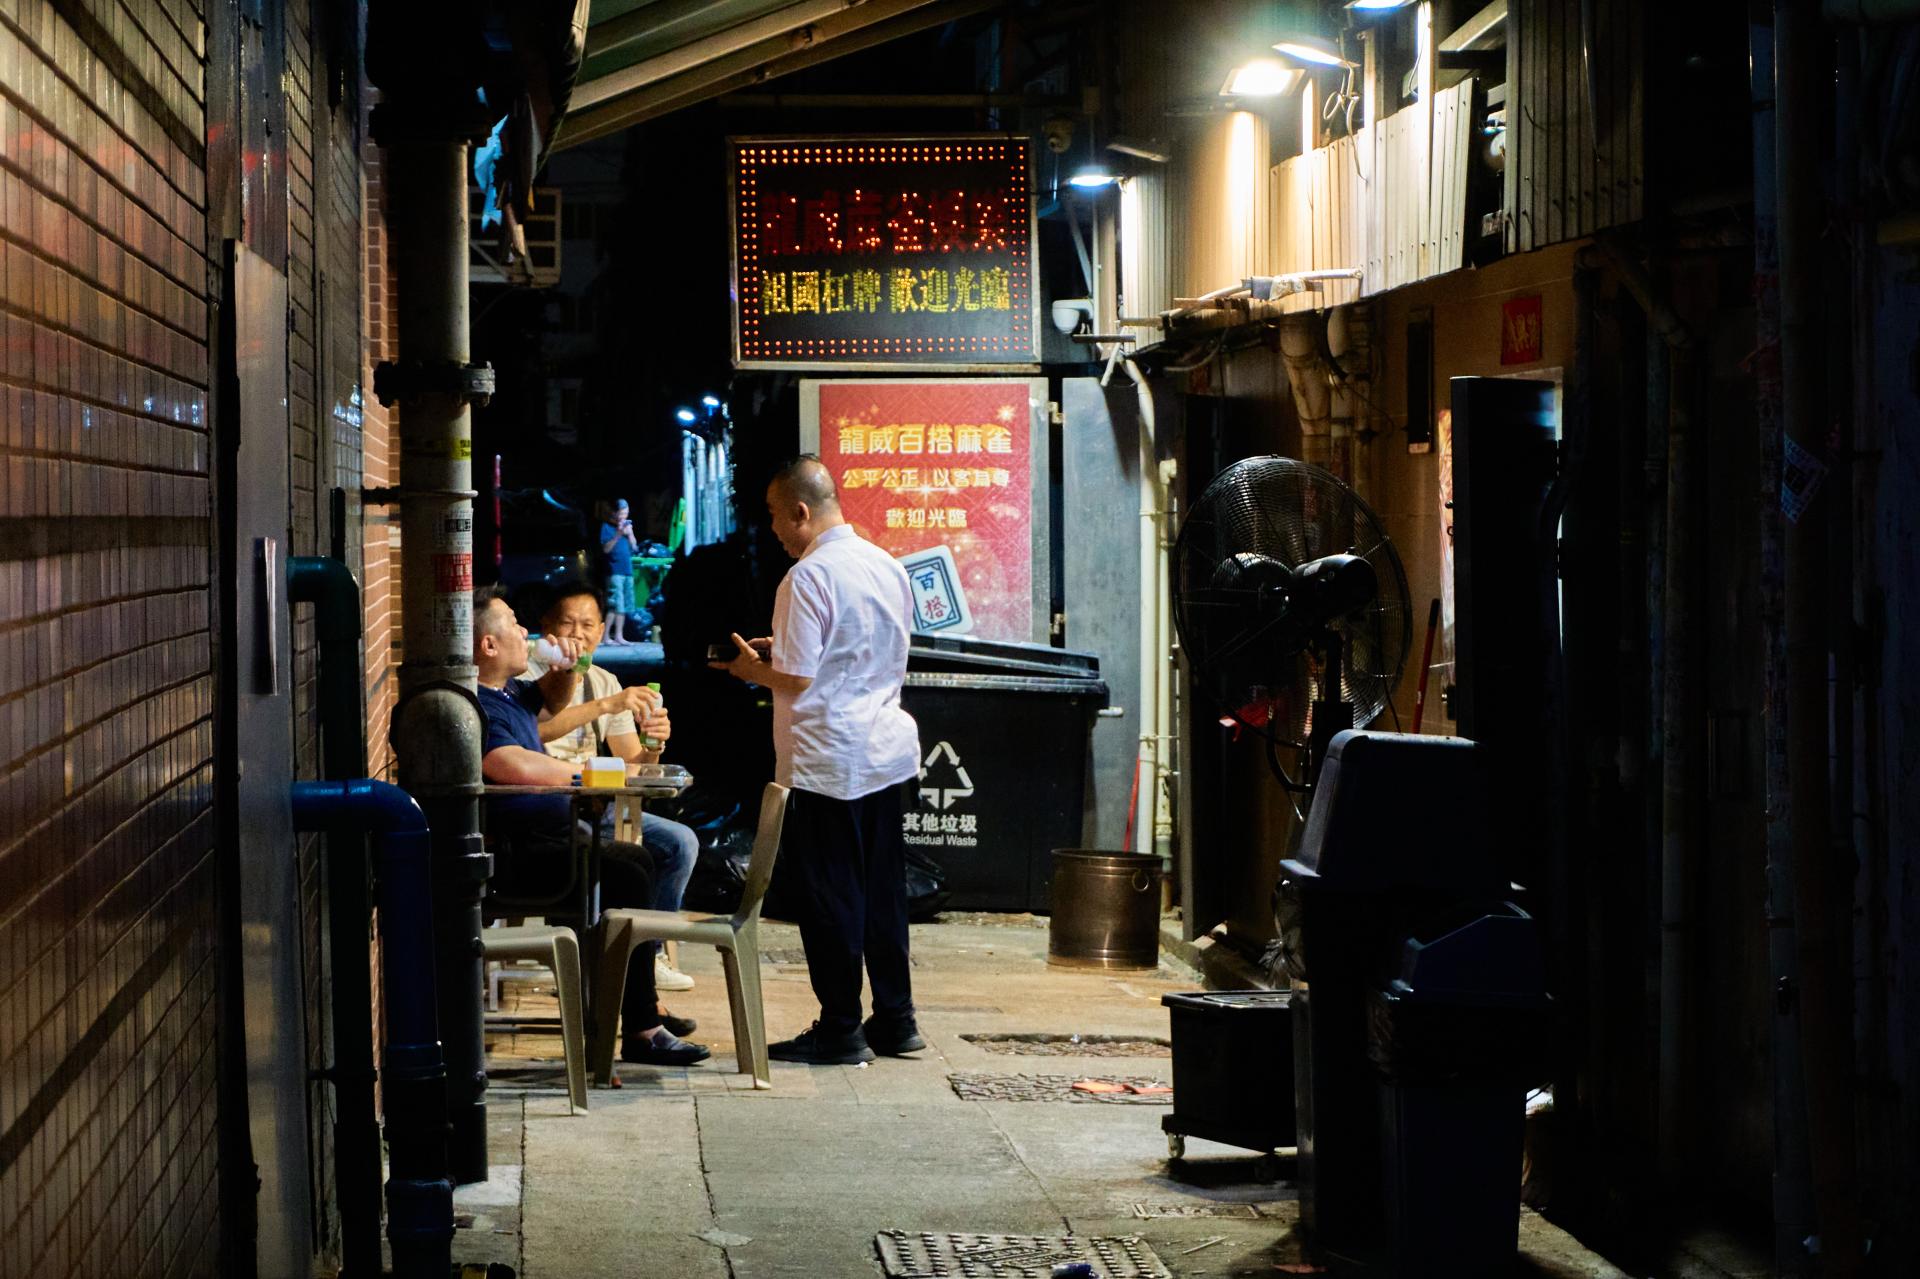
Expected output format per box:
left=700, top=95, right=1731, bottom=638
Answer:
left=801, top=379, right=1045, bottom=642
left=731, top=136, right=1038, bottom=369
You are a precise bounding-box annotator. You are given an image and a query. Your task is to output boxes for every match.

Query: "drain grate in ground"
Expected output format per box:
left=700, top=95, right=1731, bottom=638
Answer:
left=947, top=1072, right=1173, bottom=1105
left=961, top=1033, right=1171, bottom=1058
left=919, top=1003, right=1005, bottom=1014
left=1130, top=1202, right=1264, bottom=1219
left=762, top=947, right=920, bottom=967
left=875, top=1230, right=1172, bottom=1278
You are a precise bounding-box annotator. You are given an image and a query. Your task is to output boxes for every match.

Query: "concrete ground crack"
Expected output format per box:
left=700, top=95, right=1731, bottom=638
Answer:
left=974, top=1098, right=1074, bottom=1236
left=693, top=1097, right=739, bottom=1279
left=515, top=1096, right=528, bottom=1276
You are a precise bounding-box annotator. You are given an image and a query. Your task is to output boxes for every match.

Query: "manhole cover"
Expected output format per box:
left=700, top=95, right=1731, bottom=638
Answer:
left=920, top=1003, right=1005, bottom=1014
left=1130, top=1203, right=1264, bottom=1219
left=761, top=946, right=920, bottom=968
left=947, top=1072, right=1173, bottom=1104
left=875, top=1230, right=1171, bottom=1278
left=962, top=1033, right=1171, bottom=1058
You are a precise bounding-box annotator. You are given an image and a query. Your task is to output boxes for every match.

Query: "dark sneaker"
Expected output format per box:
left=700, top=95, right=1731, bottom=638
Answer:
left=620, top=1030, right=711, bottom=1066
left=768, top=1022, right=876, bottom=1065
left=660, top=1011, right=698, bottom=1037
left=863, top=1016, right=927, bottom=1056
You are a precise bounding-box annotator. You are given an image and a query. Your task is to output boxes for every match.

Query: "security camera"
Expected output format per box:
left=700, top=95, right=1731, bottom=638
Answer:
left=1042, top=115, right=1076, bottom=155
left=1051, top=298, right=1093, bottom=336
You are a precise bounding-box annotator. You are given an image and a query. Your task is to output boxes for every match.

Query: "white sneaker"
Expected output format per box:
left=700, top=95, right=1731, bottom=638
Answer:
left=655, top=953, right=694, bottom=991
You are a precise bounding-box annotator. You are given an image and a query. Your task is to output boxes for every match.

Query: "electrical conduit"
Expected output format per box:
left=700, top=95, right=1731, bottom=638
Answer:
left=290, top=779, right=453, bottom=1279
left=1123, top=357, right=1177, bottom=874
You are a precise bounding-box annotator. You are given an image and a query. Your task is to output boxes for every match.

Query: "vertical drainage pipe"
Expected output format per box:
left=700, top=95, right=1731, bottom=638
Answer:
left=1658, top=336, right=1697, bottom=1188
left=1747, top=19, right=1816, bottom=1266
left=1776, top=1, right=1863, bottom=1268
left=377, top=130, right=493, bottom=1185
left=287, top=556, right=380, bottom=1279
left=1587, top=236, right=1697, bottom=1197
left=290, top=779, right=451, bottom=1278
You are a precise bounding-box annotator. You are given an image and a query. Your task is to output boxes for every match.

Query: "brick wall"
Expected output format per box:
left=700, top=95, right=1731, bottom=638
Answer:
left=362, top=92, right=398, bottom=783
left=0, top=2, right=219, bottom=1276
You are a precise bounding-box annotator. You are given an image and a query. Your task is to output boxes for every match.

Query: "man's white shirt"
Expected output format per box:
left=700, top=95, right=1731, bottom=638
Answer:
left=770, top=523, right=920, bottom=800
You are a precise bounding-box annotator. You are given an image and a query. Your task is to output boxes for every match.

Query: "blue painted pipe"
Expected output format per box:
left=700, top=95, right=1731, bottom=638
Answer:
left=291, top=779, right=452, bottom=1278
left=286, top=555, right=382, bottom=1279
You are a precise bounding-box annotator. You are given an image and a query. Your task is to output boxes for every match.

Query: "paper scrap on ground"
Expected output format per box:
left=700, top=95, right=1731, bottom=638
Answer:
left=696, top=1229, right=753, bottom=1249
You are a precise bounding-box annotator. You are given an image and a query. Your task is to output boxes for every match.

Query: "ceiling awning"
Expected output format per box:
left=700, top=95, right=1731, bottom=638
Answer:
left=557, top=0, right=1001, bottom=150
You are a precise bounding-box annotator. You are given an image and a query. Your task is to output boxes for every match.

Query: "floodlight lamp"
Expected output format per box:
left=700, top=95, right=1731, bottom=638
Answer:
left=1272, top=35, right=1357, bottom=68
left=1346, top=0, right=1416, bottom=10
left=1221, top=57, right=1304, bottom=98
left=701, top=395, right=721, bottom=409
left=1067, top=163, right=1119, bottom=190
left=675, top=408, right=698, bottom=424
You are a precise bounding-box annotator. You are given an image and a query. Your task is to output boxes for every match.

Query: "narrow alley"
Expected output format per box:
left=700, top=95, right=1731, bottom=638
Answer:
left=456, top=917, right=1625, bottom=1279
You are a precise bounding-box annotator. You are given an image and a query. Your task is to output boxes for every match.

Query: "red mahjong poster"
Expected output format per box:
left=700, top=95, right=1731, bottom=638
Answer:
left=815, top=380, right=1032, bottom=641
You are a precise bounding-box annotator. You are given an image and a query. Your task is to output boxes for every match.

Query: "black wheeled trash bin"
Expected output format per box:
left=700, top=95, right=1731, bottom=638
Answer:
left=1159, top=991, right=1295, bottom=1166
left=901, top=638, right=1107, bottom=912
left=1368, top=909, right=1550, bottom=1277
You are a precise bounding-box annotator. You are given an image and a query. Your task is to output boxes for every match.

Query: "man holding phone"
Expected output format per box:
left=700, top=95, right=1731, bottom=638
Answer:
left=600, top=498, right=638, bottom=645
left=711, top=457, right=924, bottom=1065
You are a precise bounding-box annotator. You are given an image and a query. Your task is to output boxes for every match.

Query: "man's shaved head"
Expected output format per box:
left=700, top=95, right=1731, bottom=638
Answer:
left=769, top=455, right=839, bottom=511
left=766, top=454, right=846, bottom=558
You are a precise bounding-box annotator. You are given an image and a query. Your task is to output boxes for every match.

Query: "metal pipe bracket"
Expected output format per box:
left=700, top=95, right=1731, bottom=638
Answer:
left=373, top=359, right=497, bottom=408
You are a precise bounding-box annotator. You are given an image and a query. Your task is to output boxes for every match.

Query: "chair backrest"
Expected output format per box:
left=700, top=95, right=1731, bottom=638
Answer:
left=732, top=782, right=790, bottom=928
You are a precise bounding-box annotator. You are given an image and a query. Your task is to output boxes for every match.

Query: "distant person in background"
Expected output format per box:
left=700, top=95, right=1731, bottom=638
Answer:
left=600, top=498, right=638, bottom=644
left=526, top=580, right=702, bottom=992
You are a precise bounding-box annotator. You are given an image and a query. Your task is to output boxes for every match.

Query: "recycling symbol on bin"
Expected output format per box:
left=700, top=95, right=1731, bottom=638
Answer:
left=919, top=741, right=974, bottom=810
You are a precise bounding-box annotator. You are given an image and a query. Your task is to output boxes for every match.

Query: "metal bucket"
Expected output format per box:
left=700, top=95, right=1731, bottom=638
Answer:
left=1047, top=850, right=1162, bottom=970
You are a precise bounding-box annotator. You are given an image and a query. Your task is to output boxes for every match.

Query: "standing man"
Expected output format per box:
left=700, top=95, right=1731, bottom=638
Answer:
left=526, top=579, right=701, bottom=991
left=712, top=457, right=925, bottom=1065
left=600, top=499, right=638, bottom=645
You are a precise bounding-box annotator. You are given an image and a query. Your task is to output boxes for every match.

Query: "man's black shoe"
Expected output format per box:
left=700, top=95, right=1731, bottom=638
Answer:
left=660, top=1011, right=698, bottom=1037
left=620, top=1030, right=711, bottom=1066
left=768, top=1022, right=876, bottom=1065
left=863, top=1016, right=927, bottom=1056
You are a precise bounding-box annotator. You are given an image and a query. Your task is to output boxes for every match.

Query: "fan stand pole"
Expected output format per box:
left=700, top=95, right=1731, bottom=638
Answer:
left=1306, top=633, right=1354, bottom=798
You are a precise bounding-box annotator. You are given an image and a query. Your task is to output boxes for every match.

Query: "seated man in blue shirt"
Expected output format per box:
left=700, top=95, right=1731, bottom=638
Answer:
left=524, top=579, right=701, bottom=993
left=473, top=586, right=708, bottom=1066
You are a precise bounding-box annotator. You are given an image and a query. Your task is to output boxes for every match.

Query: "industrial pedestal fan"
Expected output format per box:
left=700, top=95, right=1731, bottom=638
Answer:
left=1172, top=456, right=1412, bottom=802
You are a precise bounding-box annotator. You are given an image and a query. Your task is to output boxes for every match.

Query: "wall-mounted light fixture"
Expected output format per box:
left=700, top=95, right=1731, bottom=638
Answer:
left=1272, top=34, right=1357, bottom=69
left=1067, top=163, right=1119, bottom=190
left=1346, top=0, right=1417, bottom=11
left=1220, top=56, right=1306, bottom=98
left=1106, top=136, right=1171, bottom=164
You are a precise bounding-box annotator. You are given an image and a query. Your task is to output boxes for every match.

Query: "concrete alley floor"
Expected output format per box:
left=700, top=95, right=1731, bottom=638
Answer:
left=453, top=916, right=1630, bottom=1279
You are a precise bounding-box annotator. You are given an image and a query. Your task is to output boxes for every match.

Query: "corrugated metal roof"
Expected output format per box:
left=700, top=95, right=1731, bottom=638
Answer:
left=563, top=0, right=997, bottom=148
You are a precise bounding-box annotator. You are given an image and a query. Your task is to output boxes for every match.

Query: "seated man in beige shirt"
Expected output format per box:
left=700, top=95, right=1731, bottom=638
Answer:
left=525, top=579, right=700, bottom=992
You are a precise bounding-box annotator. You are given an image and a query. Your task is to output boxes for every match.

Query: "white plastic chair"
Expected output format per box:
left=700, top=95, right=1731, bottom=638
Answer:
left=591, top=782, right=789, bottom=1089
left=483, top=924, right=588, bottom=1113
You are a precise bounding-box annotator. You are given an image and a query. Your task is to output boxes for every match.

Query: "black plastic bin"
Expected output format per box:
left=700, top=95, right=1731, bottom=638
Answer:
left=901, top=637, right=1107, bottom=913
left=1159, top=991, right=1296, bottom=1160
left=1368, top=910, right=1549, bottom=1277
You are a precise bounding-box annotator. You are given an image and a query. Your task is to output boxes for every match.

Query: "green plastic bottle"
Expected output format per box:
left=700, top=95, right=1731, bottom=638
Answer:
left=639, top=682, right=663, bottom=750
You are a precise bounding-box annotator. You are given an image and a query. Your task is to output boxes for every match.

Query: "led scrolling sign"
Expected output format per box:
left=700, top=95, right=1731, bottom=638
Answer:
left=731, top=136, right=1039, bottom=367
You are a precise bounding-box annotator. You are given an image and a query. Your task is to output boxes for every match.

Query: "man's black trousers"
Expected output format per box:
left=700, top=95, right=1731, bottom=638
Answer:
left=776, top=782, right=916, bottom=1036
left=498, top=826, right=662, bottom=1036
